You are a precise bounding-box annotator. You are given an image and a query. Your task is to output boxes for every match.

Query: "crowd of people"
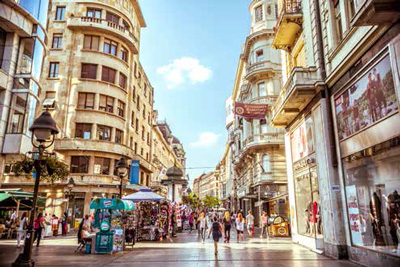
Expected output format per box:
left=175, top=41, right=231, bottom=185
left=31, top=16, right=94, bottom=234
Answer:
left=183, top=209, right=271, bottom=255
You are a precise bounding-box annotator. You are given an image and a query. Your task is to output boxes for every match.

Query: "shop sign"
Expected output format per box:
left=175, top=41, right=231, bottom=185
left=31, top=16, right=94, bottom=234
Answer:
left=335, top=54, right=398, bottom=141
left=234, top=102, right=268, bottom=119
left=290, top=117, right=314, bottom=163
left=345, top=185, right=363, bottom=246
left=100, top=221, right=110, bottom=231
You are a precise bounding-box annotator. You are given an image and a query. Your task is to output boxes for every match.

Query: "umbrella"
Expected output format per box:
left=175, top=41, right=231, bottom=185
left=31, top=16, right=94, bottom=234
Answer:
left=122, top=189, right=165, bottom=203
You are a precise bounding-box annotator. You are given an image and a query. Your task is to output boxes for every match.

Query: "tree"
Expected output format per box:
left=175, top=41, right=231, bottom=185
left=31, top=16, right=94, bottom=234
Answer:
left=182, top=193, right=201, bottom=209
left=202, top=195, right=221, bottom=209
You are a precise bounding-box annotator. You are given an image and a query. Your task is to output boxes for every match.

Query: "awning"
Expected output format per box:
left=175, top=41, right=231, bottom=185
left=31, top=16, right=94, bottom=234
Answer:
left=90, top=198, right=135, bottom=210
left=0, top=193, right=11, bottom=202
left=0, top=190, right=46, bottom=210
left=123, top=189, right=164, bottom=203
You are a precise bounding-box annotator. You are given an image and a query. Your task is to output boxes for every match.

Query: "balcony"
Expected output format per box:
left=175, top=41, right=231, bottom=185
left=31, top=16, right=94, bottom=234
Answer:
left=272, top=0, right=303, bottom=50
left=271, top=67, right=321, bottom=127
left=242, top=133, right=284, bottom=149
left=55, top=138, right=131, bottom=156
left=67, top=16, right=139, bottom=54
left=351, top=0, right=400, bottom=26
left=245, top=60, right=281, bottom=80
left=249, top=95, right=278, bottom=106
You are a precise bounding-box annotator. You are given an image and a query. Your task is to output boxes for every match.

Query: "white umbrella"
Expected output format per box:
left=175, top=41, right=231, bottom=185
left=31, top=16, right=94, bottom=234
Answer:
left=122, top=189, right=165, bottom=203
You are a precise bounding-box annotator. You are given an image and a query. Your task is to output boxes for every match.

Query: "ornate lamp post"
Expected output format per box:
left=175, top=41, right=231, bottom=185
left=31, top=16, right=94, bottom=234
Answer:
left=65, top=177, right=75, bottom=228
left=115, top=157, right=129, bottom=199
left=13, top=111, right=59, bottom=267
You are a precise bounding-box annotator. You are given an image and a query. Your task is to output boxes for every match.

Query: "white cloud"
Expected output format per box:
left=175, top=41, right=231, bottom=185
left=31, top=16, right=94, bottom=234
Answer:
left=157, top=57, right=212, bottom=89
left=191, top=132, right=220, bottom=147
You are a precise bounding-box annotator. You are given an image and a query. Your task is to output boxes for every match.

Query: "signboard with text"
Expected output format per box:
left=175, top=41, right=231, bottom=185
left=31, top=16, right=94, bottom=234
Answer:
left=130, top=160, right=140, bottom=184
left=234, top=102, right=268, bottom=119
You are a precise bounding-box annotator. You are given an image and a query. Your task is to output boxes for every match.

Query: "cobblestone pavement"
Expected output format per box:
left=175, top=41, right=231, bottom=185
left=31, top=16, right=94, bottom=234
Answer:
left=0, top=232, right=361, bottom=267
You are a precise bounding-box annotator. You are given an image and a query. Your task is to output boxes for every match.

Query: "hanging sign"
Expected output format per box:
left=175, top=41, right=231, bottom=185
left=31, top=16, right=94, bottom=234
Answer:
left=130, top=160, right=140, bottom=184
left=234, top=102, right=268, bottom=119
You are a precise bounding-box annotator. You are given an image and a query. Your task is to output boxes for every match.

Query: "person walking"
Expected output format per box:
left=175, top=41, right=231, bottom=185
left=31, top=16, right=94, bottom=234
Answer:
left=188, top=213, right=194, bottom=233
left=61, top=212, right=68, bottom=236
left=199, top=212, right=207, bottom=243
left=236, top=213, right=244, bottom=242
left=211, top=216, right=222, bottom=256
left=17, top=212, right=28, bottom=248
left=260, top=211, right=269, bottom=239
left=223, top=211, right=231, bottom=243
left=33, top=213, right=45, bottom=247
left=206, top=214, right=213, bottom=238
left=51, top=215, right=59, bottom=237
left=246, top=210, right=255, bottom=237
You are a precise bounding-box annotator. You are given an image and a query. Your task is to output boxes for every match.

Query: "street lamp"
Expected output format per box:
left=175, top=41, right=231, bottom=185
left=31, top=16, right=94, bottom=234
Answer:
left=66, top=177, right=75, bottom=229
left=13, top=111, right=59, bottom=267
left=115, top=157, right=129, bottom=199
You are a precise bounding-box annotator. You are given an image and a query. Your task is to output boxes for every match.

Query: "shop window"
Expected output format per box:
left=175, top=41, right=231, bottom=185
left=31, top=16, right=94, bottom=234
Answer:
left=258, top=82, right=266, bottom=97
left=83, top=35, right=99, bottom=51
left=77, top=93, right=94, bottom=109
left=52, top=34, right=62, bottom=49
left=255, top=5, right=263, bottom=22
left=342, top=138, right=400, bottom=256
left=86, top=8, right=101, bottom=19
left=103, top=38, right=117, bottom=56
left=70, top=156, right=89, bottom=173
left=97, top=125, right=111, bottom=141
left=99, top=95, right=114, bottom=113
left=101, top=66, right=116, bottom=83
left=120, top=46, right=128, bottom=62
left=7, top=93, right=27, bottom=134
left=256, top=49, right=264, bottom=62
left=55, top=6, right=66, bottom=21
left=94, top=157, right=110, bottom=175
left=81, top=63, right=97, bottom=79
left=75, top=123, right=92, bottom=139
left=106, top=11, right=119, bottom=25
left=49, top=62, right=59, bottom=78
left=115, top=129, right=123, bottom=144
left=119, top=73, right=127, bottom=89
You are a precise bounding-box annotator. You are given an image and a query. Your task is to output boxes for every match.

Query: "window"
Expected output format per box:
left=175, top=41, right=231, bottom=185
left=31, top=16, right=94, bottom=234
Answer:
left=94, top=157, right=110, bottom=175
left=144, top=83, right=147, bottom=96
left=101, top=66, right=116, bottom=83
left=142, top=126, right=145, bottom=140
left=117, top=100, right=125, bottom=117
left=106, top=12, right=120, bottom=24
left=77, top=93, right=94, bottom=109
left=147, top=132, right=150, bottom=144
left=256, top=49, right=264, bottom=62
left=115, top=129, right=123, bottom=144
left=97, top=125, right=111, bottom=141
left=70, top=156, right=89, bottom=173
left=142, top=105, right=146, bottom=118
left=140, top=148, right=144, bottom=156
left=43, top=91, right=56, bottom=109
left=119, top=73, right=127, bottom=89
left=130, top=137, right=133, bottom=148
left=0, top=28, right=6, bottom=69
left=81, top=63, right=97, bottom=79
left=262, top=155, right=270, bottom=172
left=148, top=112, right=151, bottom=125
left=258, top=82, right=266, bottom=97
left=121, top=19, right=130, bottom=31
left=52, top=34, right=62, bottom=49
left=134, top=142, right=138, bottom=154
left=138, top=72, right=142, bottom=87
left=255, top=5, right=263, bottom=22
left=135, top=118, right=139, bottom=132
left=120, top=46, right=128, bottom=62
left=132, top=86, right=136, bottom=101
left=55, top=6, right=66, bottom=21
left=75, top=123, right=92, bottom=139
left=260, top=119, right=267, bottom=134
left=87, top=8, right=101, bottom=19
left=49, top=62, right=59, bottom=78
left=7, top=93, right=27, bottom=134
left=99, top=95, right=114, bottom=113
left=136, top=95, right=140, bottom=110
left=134, top=62, right=138, bottom=77
left=347, top=0, right=356, bottom=20
left=131, top=111, right=135, bottom=126
left=334, top=4, right=343, bottom=42
left=103, top=38, right=117, bottom=56
left=83, top=35, right=99, bottom=51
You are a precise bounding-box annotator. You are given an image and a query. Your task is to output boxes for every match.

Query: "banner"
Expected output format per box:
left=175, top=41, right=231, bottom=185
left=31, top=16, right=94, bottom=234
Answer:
left=345, top=185, right=363, bottom=246
left=158, top=168, right=167, bottom=180
left=234, top=102, right=268, bottom=119
left=130, top=160, right=140, bottom=184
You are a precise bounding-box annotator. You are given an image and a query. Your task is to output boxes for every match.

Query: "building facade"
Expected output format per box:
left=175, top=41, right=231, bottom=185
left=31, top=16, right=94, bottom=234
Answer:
left=197, top=172, right=219, bottom=200
left=0, top=0, right=50, bottom=183
left=271, top=0, right=400, bottom=265
left=226, top=0, right=288, bottom=226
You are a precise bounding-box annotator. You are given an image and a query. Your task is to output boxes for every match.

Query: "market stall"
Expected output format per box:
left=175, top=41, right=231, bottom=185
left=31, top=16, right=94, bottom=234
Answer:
left=90, top=198, right=135, bottom=254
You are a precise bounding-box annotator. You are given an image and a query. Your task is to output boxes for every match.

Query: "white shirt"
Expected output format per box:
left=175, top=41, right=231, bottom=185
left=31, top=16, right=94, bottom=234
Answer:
left=246, top=214, right=255, bottom=226
left=11, top=212, right=16, bottom=220
left=200, top=218, right=206, bottom=229
left=18, top=217, right=27, bottom=231
left=236, top=218, right=244, bottom=231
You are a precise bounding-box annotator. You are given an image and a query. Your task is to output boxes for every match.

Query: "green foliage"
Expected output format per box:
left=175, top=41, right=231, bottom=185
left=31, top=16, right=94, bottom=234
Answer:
left=182, top=193, right=201, bottom=209
left=12, top=156, right=69, bottom=183
left=202, top=195, right=221, bottom=208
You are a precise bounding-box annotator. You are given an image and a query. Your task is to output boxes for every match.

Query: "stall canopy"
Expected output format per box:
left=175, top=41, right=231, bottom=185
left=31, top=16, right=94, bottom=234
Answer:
left=0, top=189, right=45, bottom=210
left=123, top=189, right=164, bottom=203
left=90, top=198, right=135, bottom=210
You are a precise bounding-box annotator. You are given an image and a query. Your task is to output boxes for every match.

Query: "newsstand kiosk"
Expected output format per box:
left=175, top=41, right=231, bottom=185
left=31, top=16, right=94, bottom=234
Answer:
left=90, top=198, right=135, bottom=254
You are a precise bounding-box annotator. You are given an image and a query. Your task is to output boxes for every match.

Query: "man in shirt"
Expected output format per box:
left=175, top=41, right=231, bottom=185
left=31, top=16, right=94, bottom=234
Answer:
left=245, top=210, right=255, bottom=237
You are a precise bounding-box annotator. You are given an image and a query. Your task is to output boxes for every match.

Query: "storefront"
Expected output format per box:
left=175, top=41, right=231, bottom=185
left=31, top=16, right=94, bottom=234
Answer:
left=331, top=29, right=400, bottom=265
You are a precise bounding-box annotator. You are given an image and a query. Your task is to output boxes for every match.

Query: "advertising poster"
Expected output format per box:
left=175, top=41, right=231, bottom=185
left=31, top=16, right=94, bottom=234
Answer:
left=113, top=228, right=124, bottom=252
left=335, top=54, right=398, bottom=140
left=290, top=117, right=314, bottom=162
left=234, top=102, right=268, bottom=119
left=130, top=160, right=140, bottom=184
left=345, top=185, right=363, bottom=246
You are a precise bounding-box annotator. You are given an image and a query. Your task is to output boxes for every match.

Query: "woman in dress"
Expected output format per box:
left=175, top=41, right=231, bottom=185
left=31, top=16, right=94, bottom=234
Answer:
left=211, top=216, right=222, bottom=255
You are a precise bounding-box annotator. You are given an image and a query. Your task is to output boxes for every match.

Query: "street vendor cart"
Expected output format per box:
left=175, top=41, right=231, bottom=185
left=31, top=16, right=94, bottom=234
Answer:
left=90, top=198, right=135, bottom=254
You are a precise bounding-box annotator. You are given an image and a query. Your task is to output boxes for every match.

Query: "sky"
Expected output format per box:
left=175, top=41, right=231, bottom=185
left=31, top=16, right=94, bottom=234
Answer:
left=138, top=0, right=251, bottom=185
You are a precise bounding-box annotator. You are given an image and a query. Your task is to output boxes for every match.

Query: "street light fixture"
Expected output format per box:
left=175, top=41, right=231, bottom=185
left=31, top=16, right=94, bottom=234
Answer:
left=13, top=111, right=59, bottom=267
left=115, top=157, right=129, bottom=199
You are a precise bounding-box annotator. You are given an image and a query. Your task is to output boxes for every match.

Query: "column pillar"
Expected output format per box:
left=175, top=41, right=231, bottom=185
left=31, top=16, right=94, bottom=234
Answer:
left=83, top=191, right=92, bottom=217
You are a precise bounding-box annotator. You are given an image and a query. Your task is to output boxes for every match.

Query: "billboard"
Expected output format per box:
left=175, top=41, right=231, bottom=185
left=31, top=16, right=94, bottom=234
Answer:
left=290, top=117, right=314, bottom=163
left=130, top=160, right=140, bottom=184
left=335, top=54, right=398, bottom=141
left=234, top=102, right=268, bottom=119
